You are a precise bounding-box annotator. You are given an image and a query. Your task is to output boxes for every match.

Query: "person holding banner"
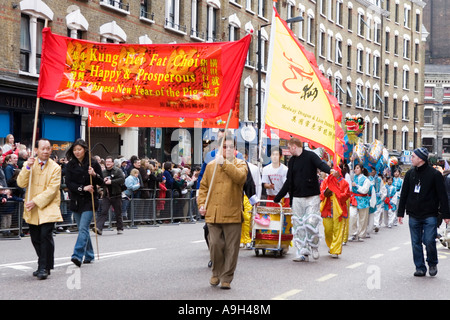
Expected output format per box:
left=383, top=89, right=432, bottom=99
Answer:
left=198, top=134, right=248, bottom=289
left=17, top=139, right=63, bottom=280
left=274, top=138, right=333, bottom=262
left=65, top=139, right=103, bottom=267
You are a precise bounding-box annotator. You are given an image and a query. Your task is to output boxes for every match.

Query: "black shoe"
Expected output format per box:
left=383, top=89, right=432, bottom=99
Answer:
left=33, top=269, right=50, bottom=277
left=83, top=260, right=92, bottom=264
left=92, top=227, right=102, bottom=235
left=414, top=269, right=426, bottom=277
left=36, top=269, right=48, bottom=280
left=429, top=266, right=438, bottom=277
left=71, top=257, right=82, bottom=267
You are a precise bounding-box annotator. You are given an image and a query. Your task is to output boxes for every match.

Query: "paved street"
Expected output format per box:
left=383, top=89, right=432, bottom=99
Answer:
left=1, top=218, right=450, bottom=300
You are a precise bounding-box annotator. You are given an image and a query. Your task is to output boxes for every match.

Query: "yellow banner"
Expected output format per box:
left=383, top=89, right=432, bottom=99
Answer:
left=264, top=11, right=342, bottom=155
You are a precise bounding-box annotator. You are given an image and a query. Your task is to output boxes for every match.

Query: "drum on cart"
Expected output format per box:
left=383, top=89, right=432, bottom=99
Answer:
left=251, top=200, right=292, bottom=257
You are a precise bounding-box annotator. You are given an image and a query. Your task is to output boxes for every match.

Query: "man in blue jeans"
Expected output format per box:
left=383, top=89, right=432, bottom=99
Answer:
left=398, top=147, right=450, bottom=277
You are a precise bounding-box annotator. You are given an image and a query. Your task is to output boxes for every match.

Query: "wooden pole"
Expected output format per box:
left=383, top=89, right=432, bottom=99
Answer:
left=87, top=122, right=100, bottom=260
left=204, top=108, right=234, bottom=210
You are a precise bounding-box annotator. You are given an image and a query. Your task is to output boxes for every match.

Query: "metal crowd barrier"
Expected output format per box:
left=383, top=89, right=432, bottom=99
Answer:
left=0, top=188, right=200, bottom=239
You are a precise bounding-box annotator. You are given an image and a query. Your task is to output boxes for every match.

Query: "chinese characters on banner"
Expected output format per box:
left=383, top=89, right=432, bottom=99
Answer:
left=263, top=10, right=344, bottom=161
left=37, top=28, right=251, bottom=119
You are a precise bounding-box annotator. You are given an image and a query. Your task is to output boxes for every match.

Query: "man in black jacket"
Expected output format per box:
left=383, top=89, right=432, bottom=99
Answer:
left=95, top=156, right=125, bottom=235
left=398, top=147, right=450, bottom=277
left=274, top=138, right=335, bottom=262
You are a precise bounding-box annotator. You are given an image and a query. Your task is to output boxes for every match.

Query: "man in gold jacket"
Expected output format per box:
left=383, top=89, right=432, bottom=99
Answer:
left=198, top=134, right=247, bottom=289
left=17, top=138, right=62, bottom=280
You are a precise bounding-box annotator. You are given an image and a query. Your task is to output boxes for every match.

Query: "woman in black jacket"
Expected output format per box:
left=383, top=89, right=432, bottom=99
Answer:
left=65, top=139, right=103, bottom=267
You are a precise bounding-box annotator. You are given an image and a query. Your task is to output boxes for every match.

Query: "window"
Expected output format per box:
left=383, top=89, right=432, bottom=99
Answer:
left=393, top=65, right=398, bottom=87
left=402, top=99, right=409, bottom=120
left=404, top=5, right=411, bottom=28
left=335, top=78, right=344, bottom=105
left=327, top=33, right=333, bottom=61
left=424, top=86, right=434, bottom=99
left=414, top=41, right=419, bottom=62
left=307, top=14, right=315, bottom=44
left=374, top=89, right=382, bottom=111
left=206, top=3, right=219, bottom=42
left=356, top=84, right=365, bottom=108
left=365, top=51, right=371, bottom=75
left=403, top=36, right=410, bottom=59
left=347, top=43, right=352, bottom=68
left=444, top=109, right=450, bottom=125
left=191, top=0, right=204, bottom=39
left=384, top=62, right=390, bottom=84
left=165, top=0, right=186, bottom=34
left=374, top=20, right=381, bottom=44
left=422, top=138, right=434, bottom=153
left=335, top=38, right=343, bottom=65
left=258, top=0, right=267, bottom=18
left=336, top=0, right=343, bottom=25
left=415, top=12, right=421, bottom=32
left=403, top=67, right=409, bottom=90
left=393, top=130, right=397, bottom=150
left=385, top=30, right=390, bottom=52
left=394, top=34, right=399, bottom=55
left=357, top=47, right=363, bottom=72
left=140, top=0, right=154, bottom=21
left=348, top=7, right=353, bottom=31
left=20, top=14, right=46, bottom=75
left=384, top=96, right=389, bottom=117
left=423, top=108, right=432, bottom=125
left=346, top=83, right=353, bottom=107
left=444, top=87, right=450, bottom=99
left=243, top=77, right=254, bottom=121
left=358, top=12, right=365, bottom=37
left=443, top=138, right=450, bottom=154
left=365, top=86, right=371, bottom=109
left=393, top=98, right=398, bottom=118
left=319, top=29, right=326, bottom=57
left=320, top=0, right=326, bottom=16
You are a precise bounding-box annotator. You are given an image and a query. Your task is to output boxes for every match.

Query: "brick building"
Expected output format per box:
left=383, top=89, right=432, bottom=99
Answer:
left=0, top=0, right=427, bottom=163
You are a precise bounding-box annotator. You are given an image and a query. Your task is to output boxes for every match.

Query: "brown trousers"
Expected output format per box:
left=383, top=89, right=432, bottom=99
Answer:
left=208, top=223, right=242, bottom=283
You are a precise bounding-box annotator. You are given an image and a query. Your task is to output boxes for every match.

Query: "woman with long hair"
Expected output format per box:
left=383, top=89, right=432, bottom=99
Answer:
left=65, top=139, right=103, bottom=266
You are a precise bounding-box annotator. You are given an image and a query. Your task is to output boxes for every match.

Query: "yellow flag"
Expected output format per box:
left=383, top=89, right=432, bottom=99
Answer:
left=263, top=9, right=344, bottom=159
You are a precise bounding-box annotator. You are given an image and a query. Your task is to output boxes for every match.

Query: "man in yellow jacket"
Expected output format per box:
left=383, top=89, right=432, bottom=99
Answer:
left=198, top=134, right=247, bottom=289
left=17, top=138, right=62, bottom=280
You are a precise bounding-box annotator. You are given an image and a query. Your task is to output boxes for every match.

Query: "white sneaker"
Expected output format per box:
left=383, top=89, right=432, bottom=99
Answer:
left=293, top=255, right=309, bottom=262
left=312, top=248, right=320, bottom=260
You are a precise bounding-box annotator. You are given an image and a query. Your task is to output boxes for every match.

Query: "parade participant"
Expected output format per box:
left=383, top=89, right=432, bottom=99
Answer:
left=348, top=164, right=371, bottom=242
left=95, top=155, right=125, bottom=235
left=392, top=169, right=403, bottom=226
left=262, top=147, right=289, bottom=207
left=17, top=139, right=63, bottom=280
left=274, top=138, right=333, bottom=262
left=369, top=170, right=386, bottom=233
left=320, top=164, right=350, bottom=258
left=65, top=139, right=103, bottom=267
left=383, top=176, right=397, bottom=228
left=198, top=134, right=248, bottom=289
left=398, top=147, right=450, bottom=277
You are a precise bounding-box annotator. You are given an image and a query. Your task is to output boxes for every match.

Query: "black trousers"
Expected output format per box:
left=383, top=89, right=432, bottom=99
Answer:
left=97, top=196, right=123, bottom=231
left=29, top=223, right=55, bottom=271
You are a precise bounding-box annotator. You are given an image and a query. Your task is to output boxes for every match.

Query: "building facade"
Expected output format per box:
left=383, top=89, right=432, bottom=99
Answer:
left=0, top=0, right=426, bottom=164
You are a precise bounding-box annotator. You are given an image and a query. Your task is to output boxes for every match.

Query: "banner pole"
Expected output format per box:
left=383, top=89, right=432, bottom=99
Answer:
left=204, top=108, right=233, bottom=211
left=87, top=117, right=100, bottom=260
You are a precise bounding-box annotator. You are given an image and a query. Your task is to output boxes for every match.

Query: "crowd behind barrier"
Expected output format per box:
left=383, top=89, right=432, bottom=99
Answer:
left=0, top=187, right=201, bottom=238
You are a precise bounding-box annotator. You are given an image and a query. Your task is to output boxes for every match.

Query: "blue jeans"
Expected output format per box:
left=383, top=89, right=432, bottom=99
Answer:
left=408, top=216, right=438, bottom=272
left=72, top=211, right=95, bottom=262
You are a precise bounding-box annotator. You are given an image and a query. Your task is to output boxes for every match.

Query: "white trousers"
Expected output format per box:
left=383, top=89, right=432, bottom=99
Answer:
left=291, top=196, right=321, bottom=257
left=349, top=206, right=369, bottom=239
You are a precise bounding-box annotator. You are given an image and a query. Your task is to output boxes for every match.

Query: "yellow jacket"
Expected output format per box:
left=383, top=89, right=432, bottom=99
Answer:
left=17, top=158, right=63, bottom=225
left=198, top=157, right=248, bottom=224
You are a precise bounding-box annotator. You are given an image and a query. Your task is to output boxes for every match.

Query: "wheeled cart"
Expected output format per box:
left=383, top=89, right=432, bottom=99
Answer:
left=251, top=200, right=292, bottom=257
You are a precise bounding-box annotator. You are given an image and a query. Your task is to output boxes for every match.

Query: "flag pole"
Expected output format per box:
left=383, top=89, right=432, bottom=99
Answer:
left=27, top=19, right=48, bottom=202
left=87, top=115, right=100, bottom=261
left=204, top=108, right=234, bottom=210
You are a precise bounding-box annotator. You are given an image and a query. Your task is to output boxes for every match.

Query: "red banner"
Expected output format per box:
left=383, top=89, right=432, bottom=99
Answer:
left=88, top=108, right=240, bottom=129
left=37, top=28, right=251, bottom=118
